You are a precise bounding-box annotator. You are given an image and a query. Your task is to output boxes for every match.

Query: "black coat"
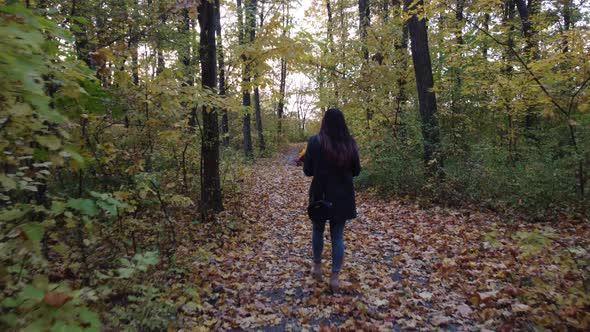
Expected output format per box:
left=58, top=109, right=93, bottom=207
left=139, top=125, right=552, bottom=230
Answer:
left=303, top=135, right=361, bottom=220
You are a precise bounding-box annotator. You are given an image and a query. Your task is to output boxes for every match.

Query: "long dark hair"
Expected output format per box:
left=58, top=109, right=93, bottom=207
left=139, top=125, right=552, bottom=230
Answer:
left=318, top=108, right=358, bottom=168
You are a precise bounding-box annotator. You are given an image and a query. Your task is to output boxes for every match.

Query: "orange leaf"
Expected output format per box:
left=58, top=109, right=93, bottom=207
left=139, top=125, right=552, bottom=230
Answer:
left=43, top=292, right=72, bottom=308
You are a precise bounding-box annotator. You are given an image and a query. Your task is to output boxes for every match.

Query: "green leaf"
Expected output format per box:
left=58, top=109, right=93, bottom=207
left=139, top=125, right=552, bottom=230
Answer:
left=1, top=297, right=19, bottom=308
left=0, top=208, right=28, bottom=221
left=96, top=200, right=116, bottom=215
left=21, top=223, right=44, bottom=242
left=21, top=285, right=44, bottom=302
left=51, top=321, right=83, bottom=332
left=36, top=135, right=62, bottom=150
left=51, top=201, right=66, bottom=215
left=117, top=267, right=135, bottom=279
left=67, top=198, right=98, bottom=216
left=52, top=243, right=68, bottom=256
left=62, top=147, right=85, bottom=165
left=69, top=16, right=90, bottom=25
left=0, top=313, right=18, bottom=327
left=79, top=308, right=100, bottom=331
left=0, top=174, right=17, bottom=190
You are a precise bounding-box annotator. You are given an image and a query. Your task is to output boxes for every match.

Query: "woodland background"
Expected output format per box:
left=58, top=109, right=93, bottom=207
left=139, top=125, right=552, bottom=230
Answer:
left=0, top=0, right=589, bottom=330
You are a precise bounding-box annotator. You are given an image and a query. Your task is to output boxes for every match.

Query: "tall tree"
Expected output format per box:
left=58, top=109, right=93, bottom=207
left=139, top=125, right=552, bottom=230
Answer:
left=156, top=1, right=166, bottom=76
left=562, top=0, right=572, bottom=52
left=198, top=0, right=223, bottom=214
left=449, top=0, right=466, bottom=150
left=404, top=0, right=443, bottom=174
left=359, top=0, right=370, bottom=61
left=514, top=0, right=539, bottom=133
left=129, top=0, right=139, bottom=86
left=238, top=0, right=254, bottom=157
left=359, top=0, right=371, bottom=126
left=215, top=0, right=229, bottom=147
left=392, top=0, right=409, bottom=135
left=276, top=0, right=288, bottom=134
left=252, top=0, right=266, bottom=151
left=70, top=0, right=93, bottom=69
left=326, top=0, right=337, bottom=102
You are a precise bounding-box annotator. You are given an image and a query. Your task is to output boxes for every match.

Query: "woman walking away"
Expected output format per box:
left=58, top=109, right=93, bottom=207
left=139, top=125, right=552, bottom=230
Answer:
left=303, top=107, right=361, bottom=292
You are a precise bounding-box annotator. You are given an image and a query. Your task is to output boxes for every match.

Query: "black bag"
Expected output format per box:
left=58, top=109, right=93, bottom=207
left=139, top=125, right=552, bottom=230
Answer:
left=307, top=166, right=334, bottom=222
left=307, top=199, right=334, bottom=223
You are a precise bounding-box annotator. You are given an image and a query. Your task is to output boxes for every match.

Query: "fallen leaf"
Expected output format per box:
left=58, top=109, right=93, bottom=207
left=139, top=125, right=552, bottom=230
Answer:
left=43, top=292, right=72, bottom=308
left=419, top=291, right=433, bottom=301
left=456, top=303, right=473, bottom=317
left=431, top=315, right=451, bottom=326
left=512, top=303, right=531, bottom=313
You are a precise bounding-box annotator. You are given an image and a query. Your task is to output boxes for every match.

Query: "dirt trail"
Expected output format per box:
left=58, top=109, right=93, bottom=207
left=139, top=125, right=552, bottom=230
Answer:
left=180, top=145, right=589, bottom=331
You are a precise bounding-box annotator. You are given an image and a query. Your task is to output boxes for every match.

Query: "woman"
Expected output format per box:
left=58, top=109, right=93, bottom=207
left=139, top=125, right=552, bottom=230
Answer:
left=303, top=107, right=361, bottom=292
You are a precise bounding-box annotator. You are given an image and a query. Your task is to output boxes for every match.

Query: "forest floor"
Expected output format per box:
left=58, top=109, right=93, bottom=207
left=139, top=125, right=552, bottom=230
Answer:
left=176, top=144, right=589, bottom=331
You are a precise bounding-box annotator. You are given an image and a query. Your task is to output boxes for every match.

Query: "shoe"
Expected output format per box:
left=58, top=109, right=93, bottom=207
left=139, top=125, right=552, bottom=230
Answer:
left=312, top=262, right=323, bottom=281
left=330, top=272, right=340, bottom=293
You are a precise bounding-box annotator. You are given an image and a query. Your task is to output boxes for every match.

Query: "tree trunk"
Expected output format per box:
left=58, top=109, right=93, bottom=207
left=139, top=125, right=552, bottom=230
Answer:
left=250, top=0, right=265, bottom=152
left=326, top=0, right=337, bottom=101
left=215, top=0, right=229, bottom=147
left=392, top=0, right=408, bottom=135
left=514, top=0, right=539, bottom=134
left=562, top=0, right=572, bottom=53
left=449, top=0, right=465, bottom=150
left=502, top=0, right=517, bottom=161
left=198, top=0, right=223, bottom=214
left=276, top=1, right=288, bottom=135
left=404, top=0, right=443, bottom=175
left=71, top=0, right=93, bottom=70
left=254, top=87, right=265, bottom=151
left=156, top=3, right=166, bottom=76
left=238, top=0, right=253, bottom=157
left=276, top=60, right=286, bottom=134
left=359, top=0, right=370, bottom=61
left=179, top=8, right=198, bottom=131
left=359, top=0, right=371, bottom=126
left=482, top=13, right=490, bottom=58
left=339, top=0, right=346, bottom=86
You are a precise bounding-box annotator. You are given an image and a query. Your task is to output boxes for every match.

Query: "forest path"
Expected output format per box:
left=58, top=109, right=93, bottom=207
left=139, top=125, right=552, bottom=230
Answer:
left=179, top=144, right=588, bottom=331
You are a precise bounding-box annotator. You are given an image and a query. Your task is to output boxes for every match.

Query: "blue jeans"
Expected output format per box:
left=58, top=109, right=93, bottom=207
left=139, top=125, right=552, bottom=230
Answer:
left=312, top=219, right=345, bottom=273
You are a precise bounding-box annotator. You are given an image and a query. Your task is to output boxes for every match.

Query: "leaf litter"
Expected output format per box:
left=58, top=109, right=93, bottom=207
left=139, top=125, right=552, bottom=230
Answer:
left=176, top=145, right=589, bottom=331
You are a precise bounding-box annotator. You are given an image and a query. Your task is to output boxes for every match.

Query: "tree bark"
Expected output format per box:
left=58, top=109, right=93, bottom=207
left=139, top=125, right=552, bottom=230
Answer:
left=276, top=1, right=288, bottom=134
left=276, top=58, right=286, bottom=134
left=198, top=0, right=223, bottom=214
left=359, top=0, right=371, bottom=126
left=562, top=0, right=572, bottom=53
left=250, top=0, right=265, bottom=152
left=239, top=0, right=254, bottom=157
left=359, top=0, right=370, bottom=61
left=156, top=3, right=166, bottom=76
left=482, top=13, right=490, bottom=58
left=404, top=0, right=443, bottom=175
left=502, top=0, right=517, bottom=161
left=514, top=0, right=539, bottom=134
left=392, top=0, right=408, bottom=134
left=215, top=0, right=229, bottom=147
left=71, top=0, right=93, bottom=70
left=449, top=0, right=465, bottom=150
left=254, top=87, right=266, bottom=151
left=326, top=0, right=337, bottom=101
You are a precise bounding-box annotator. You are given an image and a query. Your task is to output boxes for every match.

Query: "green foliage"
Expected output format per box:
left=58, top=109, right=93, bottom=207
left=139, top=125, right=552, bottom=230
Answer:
left=0, top=3, right=100, bottom=330
left=307, top=0, right=590, bottom=218
left=109, top=285, right=178, bottom=332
